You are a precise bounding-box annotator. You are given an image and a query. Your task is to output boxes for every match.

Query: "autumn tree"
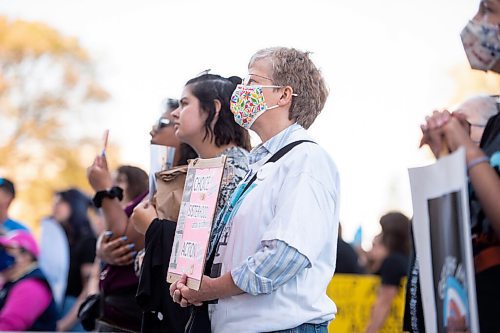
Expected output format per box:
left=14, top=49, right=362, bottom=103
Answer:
left=0, top=16, right=115, bottom=230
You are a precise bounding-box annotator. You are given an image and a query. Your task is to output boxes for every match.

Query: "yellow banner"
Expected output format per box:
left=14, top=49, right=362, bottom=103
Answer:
left=326, top=274, right=406, bottom=333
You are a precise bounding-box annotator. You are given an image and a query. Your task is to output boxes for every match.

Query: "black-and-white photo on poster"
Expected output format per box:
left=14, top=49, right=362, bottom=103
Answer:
left=409, top=148, right=479, bottom=333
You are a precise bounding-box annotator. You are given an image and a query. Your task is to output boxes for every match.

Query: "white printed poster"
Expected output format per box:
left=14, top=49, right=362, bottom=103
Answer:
left=408, top=147, right=479, bottom=333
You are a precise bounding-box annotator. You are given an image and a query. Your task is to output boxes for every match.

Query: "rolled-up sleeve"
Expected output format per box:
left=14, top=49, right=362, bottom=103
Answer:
left=231, top=239, right=310, bottom=296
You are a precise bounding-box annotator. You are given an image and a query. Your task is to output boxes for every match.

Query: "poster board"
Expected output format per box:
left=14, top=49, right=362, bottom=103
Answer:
left=167, top=156, right=226, bottom=290
left=408, top=147, right=479, bottom=333
left=327, top=274, right=406, bottom=333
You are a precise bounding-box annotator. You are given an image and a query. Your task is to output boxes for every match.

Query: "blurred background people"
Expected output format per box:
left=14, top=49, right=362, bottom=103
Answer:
left=0, top=178, right=29, bottom=234
left=335, top=224, right=364, bottom=274
left=53, top=188, right=96, bottom=331
left=87, top=163, right=148, bottom=332
left=0, top=230, right=59, bottom=331
left=365, top=212, right=410, bottom=333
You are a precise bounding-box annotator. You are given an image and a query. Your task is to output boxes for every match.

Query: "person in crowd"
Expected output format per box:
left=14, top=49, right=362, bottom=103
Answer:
left=404, top=97, right=498, bottom=333
left=132, top=74, right=251, bottom=332
left=86, top=163, right=148, bottom=332
left=365, top=212, right=410, bottom=333
left=150, top=98, right=198, bottom=167
left=53, top=188, right=96, bottom=332
left=169, top=47, right=339, bottom=333
left=404, top=1, right=500, bottom=331
left=0, top=230, right=59, bottom=331
left=0, top=178, right=29, bottom=234
left=95, top=99, right=197, bottom=271
left=336, top=224, right=364, bottom=274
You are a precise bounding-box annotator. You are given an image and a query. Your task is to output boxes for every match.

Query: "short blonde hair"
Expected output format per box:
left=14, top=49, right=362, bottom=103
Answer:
left=249, top=47, right=329, bottom=129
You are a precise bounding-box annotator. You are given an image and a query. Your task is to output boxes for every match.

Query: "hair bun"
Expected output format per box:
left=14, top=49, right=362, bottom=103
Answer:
left=226, top=76, right=242, bottom=86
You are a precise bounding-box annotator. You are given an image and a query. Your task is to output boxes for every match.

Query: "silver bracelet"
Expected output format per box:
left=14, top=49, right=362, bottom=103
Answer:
left=467, top=156, right=490, bottom=172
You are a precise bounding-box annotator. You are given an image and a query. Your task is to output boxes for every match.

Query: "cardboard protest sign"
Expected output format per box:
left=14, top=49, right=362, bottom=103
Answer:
left=167, top=156, right=226, bottom=290
left=408, top=148, right=479, bottom=333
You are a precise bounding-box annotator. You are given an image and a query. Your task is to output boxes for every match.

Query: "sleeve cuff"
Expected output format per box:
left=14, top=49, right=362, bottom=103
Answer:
left=231, top=262, right=274, bottom=296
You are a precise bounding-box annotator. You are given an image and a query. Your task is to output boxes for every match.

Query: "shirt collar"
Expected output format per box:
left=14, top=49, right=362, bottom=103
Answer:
left=248, top=123, right=302, bottom=164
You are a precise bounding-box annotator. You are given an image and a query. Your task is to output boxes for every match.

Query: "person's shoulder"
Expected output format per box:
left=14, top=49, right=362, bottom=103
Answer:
left=286, top=127, right=337, bottom=163
left=383, top=252, right=409, bottom=269
left=11, top=276, right=51, bottom=296
left=4, top=218, right=30, bottom=232
left=283, top=130, right=339, bottom=181
left=225, top=146, right=249, bottom=164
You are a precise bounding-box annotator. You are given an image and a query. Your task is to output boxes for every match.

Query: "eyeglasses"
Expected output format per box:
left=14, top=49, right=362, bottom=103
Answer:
left=242, top=74, right=273, bottom=85
left=241, top=75, right=298, bottom=96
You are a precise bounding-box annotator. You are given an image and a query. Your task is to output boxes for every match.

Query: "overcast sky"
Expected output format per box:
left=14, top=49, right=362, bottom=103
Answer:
left=0, top=0, right=483, bottom=246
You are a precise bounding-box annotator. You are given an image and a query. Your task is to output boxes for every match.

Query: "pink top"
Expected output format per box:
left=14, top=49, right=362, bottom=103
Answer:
left=0, top=278, right=52, bottom=330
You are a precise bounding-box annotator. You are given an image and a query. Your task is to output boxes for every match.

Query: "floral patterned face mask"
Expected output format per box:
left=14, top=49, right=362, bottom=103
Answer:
left=230, top=84, right=283, bottom=129
left=461, top=20, right=500, bottom=71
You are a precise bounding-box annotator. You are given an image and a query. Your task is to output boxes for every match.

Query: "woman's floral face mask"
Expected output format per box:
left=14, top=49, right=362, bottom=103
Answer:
left=230, top=84, right=282, bottom=129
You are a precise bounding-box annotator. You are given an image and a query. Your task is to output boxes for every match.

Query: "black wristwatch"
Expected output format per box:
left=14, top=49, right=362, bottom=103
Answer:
left=92, top=186, right=124, bottom=208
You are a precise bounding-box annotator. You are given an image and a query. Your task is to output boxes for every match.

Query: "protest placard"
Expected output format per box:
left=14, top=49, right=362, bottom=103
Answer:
left=408, top=147, right=479, bottom=333
left=167, top=156, right=226, bottom=290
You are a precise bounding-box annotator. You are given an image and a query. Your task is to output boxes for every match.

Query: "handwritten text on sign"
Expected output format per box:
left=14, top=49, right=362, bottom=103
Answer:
left=167, top=156, right=226, bottom=290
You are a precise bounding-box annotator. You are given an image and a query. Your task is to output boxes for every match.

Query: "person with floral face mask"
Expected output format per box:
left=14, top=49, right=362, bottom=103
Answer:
left=461, top=0, right=500, bottom=72
left=403, top=1, right=500, bottom=332
left=230, top=77, right=297, bottom=129
left=170, top=47, right=340, bottom=333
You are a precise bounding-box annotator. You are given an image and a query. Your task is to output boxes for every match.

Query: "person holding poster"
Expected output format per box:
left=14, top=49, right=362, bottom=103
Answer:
left=404, top=3, right=500, bottom=331
left=132, top=74, right=250, bottom=332
left=170, top=47, right=340, bottom=333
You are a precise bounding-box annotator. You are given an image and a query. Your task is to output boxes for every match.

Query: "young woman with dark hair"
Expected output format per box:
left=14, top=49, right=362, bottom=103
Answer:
left=52, top=188, right=96, bottom=331
left=132, top=74, right=250, bottom=333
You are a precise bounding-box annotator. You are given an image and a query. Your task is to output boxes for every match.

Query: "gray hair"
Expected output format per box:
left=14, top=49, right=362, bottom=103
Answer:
left=454, top=94, right=499, bottom=126
left=248, top=47, right=329, bottom=129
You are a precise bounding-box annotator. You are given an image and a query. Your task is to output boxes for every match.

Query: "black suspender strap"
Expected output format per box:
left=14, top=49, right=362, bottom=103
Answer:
left=241, top=139, right=315, bottom=196
left=204, top=139, right=316, bottom=297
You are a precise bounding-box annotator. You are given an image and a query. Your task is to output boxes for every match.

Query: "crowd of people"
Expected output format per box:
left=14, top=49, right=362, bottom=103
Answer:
left=0, top=0, right=498, bottom=332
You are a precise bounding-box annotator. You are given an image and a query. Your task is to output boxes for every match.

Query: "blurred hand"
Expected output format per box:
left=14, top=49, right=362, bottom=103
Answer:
left=441, top=115, right=475, bottom=153
left=131, top=201, right=158, bottom=235
left=87, top=155, right=113, bottom=192
left=96, top=231, right=136, bottom=266
left=419, top=110, right=475, bottom=158
left=419, top=110, right=451, bottom=157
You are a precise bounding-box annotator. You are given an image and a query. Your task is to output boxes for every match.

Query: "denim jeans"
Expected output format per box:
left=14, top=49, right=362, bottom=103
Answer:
left=271, top=321, right=329, bottom=333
